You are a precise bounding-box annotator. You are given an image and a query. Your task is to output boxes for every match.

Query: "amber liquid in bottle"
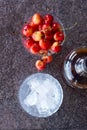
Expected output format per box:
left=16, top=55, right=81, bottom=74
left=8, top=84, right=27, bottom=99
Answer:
left=63, top=47, right=87, bottom=89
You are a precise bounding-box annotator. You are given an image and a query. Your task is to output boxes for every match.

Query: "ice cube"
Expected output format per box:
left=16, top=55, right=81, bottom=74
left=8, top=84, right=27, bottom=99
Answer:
left=36, top=96, right=49, bottom=114
left=24, top=91, right=37, bottom=106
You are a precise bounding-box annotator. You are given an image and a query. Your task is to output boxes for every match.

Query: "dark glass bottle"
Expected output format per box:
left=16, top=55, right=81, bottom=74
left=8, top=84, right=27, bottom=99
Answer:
left=63, top=47, right=87, bottom=89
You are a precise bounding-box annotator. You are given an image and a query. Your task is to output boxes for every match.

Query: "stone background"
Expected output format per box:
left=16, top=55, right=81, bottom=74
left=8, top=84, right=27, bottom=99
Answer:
left=0, top=0, right=87, bottom=130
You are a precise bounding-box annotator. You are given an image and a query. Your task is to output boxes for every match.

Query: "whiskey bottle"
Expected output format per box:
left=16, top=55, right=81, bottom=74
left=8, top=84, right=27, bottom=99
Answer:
left=63, top=47, right=87, bottom=89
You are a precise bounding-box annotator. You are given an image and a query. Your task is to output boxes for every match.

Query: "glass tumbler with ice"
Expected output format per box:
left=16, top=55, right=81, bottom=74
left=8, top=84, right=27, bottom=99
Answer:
left=18, top=73, right=63, bottom=117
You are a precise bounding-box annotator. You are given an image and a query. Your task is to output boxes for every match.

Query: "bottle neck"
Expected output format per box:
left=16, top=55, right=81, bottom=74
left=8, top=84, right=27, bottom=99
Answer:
left=83, top=57, right=87, bottom=72
left=75, top=57, right=87, bottom=75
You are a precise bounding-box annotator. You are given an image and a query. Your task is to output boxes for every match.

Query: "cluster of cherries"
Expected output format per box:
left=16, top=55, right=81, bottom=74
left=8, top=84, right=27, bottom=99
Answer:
left=21, top=13, right=65, bottom=70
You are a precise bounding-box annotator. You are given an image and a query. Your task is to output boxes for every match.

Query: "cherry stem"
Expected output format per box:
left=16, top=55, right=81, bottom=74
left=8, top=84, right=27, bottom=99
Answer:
left=62, top=22, right=77, bottom=31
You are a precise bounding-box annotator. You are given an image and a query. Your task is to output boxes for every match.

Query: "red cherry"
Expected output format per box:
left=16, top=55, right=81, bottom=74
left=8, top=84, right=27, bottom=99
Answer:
left=44, top=30, right=54, bottom=41
left=44, top=14, right=53, bottom=25
left=22, top=24, right=33, bottom=37
left=52, top=22, right=62, bottom=32
left=32, top=31, right=44, bottom=41
left=42, top=23, right=52, bottom=34
left=23, top=37, right=34, bottom=49
left=35, top=60, right=46, bottom=70
left=38, top=24, right=43, bottom=31
left=42, top=55, right=53, bottom=63
left=32, top=13, right=43, bottom=25
left=39, top=39, right=51, bottom=50
left=51, top=42, right=62, bottom=52
left=30, top=21, right=38, bottom=31
left=54, top=31, right=64, bottom=42
left=45, top=34, right=53, bottom=41
left=39, top=50, right=48, bottom=55
left=30, top=43, right=41, bottom=54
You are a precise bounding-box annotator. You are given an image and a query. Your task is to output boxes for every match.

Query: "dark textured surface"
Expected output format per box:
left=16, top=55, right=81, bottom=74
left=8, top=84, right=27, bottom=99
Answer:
left=0, top=0, right=87, bottom=130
